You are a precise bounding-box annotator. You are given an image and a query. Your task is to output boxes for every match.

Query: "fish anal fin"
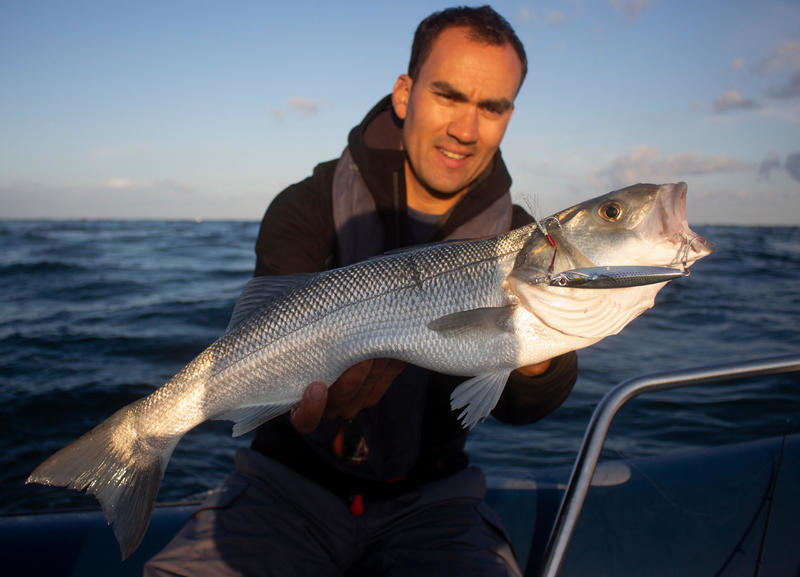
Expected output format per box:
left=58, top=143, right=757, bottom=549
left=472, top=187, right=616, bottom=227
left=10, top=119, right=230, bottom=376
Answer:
left=219, top=401, right=299, bottom=437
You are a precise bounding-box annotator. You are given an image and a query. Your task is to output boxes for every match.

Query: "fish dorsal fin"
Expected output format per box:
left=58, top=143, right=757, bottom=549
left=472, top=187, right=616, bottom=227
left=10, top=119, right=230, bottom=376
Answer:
left=508, top=277, right=657, bottom=340
left=381, top=237, right=475, bottom=257
left=227, top=274, right=317, bottom=332
left=450, top=370, right=512, bottom=428
left=427, top=306, right=516, bottom=337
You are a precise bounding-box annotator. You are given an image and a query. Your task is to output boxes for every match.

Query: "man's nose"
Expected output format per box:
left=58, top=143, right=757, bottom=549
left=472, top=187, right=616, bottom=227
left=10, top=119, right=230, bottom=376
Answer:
left=447, top=105, right=479, bottom=144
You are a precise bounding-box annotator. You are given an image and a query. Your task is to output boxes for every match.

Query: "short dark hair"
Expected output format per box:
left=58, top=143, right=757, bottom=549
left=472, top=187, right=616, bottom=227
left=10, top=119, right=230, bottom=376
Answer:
left=408, top=5, right=527, bottom=90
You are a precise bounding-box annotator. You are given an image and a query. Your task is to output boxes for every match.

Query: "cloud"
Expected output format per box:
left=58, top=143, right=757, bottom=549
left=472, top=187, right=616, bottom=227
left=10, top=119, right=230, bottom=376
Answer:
left=102, top=178, right=195, bottom=197
left=106, top=178, right=135, bottom=189
left=713, top=89, right=759, bottom=113
left=2, top=178, right=204, bottom=219
left=766, top=71, right=800, bottom=99
left=785, top=152, right=800, bottom=183
left=608, top=0, right=652, bottom=20
left=758, top=152, right=781, bottom=180
left=755, top=151, right=800, bottom=183
left=545, top=11, right=566, bottom=26
left=272, top=97, right=320, bottom=121
left=287, top=97, right=319, bottom=116
left=711, top=41, right=800, bottom=114
left=755, top=40, right=800, bottom=101
left=602, top=146, right=752, bottom=187
left=756, top=40, right=800, bottom=76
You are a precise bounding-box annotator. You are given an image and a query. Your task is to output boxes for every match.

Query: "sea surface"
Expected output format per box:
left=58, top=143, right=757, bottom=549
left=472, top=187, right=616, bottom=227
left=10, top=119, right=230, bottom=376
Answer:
left=1, top=220, right=799, bottom=515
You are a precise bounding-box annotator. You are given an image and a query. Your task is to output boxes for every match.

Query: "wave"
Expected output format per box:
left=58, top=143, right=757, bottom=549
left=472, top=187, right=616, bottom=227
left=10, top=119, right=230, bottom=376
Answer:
left=0, top=261, right=91, bottom=275
left=1, top=221, right=798, bottom=515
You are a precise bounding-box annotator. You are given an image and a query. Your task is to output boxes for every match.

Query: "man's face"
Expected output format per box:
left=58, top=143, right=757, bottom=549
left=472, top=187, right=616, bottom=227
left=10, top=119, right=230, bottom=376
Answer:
left=393, top=26, right=522, bottom=203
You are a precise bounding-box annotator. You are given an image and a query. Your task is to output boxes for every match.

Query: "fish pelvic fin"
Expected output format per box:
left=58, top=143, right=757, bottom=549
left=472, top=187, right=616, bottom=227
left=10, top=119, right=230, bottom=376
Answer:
left=450, top=370, right=512, bottom=429
left=26, top=404, right=179, bottom=559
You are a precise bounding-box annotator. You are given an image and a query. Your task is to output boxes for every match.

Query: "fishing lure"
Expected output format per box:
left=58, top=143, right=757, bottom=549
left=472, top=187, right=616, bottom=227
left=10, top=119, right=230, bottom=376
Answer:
left=540, top=266, right=688, bottom=289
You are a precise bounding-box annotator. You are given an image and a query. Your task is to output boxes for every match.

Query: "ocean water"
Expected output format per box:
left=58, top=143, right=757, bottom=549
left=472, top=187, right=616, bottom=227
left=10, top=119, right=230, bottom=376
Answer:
left=1, top=220, right=799, bottom=514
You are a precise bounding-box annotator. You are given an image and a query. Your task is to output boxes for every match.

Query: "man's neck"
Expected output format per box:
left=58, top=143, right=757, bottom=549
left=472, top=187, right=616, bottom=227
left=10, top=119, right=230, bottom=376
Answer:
left=404, top=162, right=465, bottom=216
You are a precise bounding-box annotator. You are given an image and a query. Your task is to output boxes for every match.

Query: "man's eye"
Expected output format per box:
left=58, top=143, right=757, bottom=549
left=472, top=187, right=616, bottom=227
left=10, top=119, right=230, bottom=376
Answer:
left=481, top=104, right=507, bottom=117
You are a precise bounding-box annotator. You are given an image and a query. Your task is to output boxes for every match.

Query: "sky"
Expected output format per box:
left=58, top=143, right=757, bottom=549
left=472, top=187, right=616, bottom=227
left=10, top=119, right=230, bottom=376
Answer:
left=2, top=0, right=799, bottom=225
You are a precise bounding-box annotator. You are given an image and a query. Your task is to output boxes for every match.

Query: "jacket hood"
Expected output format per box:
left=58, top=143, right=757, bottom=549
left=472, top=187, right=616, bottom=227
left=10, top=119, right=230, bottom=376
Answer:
left=346, top=95, right=513, bottom=242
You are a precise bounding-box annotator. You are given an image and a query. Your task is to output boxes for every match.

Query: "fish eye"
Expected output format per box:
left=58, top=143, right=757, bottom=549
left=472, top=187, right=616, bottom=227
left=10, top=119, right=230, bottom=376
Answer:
left=599, top=202, right=623, bottom=222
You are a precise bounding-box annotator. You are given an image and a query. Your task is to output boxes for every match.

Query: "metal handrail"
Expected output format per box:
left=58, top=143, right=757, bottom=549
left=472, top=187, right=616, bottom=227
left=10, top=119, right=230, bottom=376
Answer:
left=538, top=354, right=800, bottom=577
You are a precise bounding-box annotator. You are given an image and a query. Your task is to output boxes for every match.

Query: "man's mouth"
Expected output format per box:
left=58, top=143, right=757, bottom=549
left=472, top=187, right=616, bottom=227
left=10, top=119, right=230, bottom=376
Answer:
left=439, top=148, right=469, bottom=161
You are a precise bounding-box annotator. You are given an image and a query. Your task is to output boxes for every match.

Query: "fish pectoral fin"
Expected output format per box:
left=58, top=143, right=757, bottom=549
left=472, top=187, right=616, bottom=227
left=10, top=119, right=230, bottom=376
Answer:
left=219, top=401, right=299, bottom=437
left=450, top=370, right=511, bottom=429
left=227, top=274, right=317, bottom=332
left=428, top=306, right=515, bottom=337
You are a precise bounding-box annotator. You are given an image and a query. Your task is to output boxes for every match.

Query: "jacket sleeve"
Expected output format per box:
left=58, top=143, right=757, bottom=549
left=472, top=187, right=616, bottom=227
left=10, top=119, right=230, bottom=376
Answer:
left=491, top=351, right=578, bottom=425
left=254, top=161, right=338, bottom=276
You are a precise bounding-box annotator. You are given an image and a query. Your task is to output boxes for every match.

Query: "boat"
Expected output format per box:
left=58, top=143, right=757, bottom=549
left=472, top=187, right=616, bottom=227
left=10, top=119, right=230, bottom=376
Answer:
left=2, top=355, right=798, bottom=576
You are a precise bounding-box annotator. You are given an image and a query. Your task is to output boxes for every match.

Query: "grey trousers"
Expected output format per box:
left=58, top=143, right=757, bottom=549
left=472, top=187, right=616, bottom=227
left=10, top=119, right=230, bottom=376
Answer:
left=144, top=448, right=522, bottom=577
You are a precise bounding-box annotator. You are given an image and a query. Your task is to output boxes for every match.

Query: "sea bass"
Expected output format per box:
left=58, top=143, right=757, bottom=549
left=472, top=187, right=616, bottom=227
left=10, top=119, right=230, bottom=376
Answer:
left=28, top=182, right=713, bottom=557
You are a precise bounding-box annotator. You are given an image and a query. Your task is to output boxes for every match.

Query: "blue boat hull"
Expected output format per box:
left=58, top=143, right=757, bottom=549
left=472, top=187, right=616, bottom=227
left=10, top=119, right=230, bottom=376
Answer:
left=2, top=433, right=798, bottom=576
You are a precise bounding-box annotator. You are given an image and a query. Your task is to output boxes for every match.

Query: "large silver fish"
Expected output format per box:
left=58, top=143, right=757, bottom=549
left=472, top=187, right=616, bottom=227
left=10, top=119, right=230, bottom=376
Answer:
left=28, top=182, right=713, bottom=557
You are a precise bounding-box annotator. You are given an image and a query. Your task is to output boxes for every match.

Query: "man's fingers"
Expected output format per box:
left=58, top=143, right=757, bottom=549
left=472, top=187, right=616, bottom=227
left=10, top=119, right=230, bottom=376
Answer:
left=290, top=381, right=328, bottom=434
left=294, top=359, right=406, bottom=425
left=326, top=360, right=374, bottom=411
left=337, top=359, right=406, bottom=419
left=359, top=359, right=405, bottom=410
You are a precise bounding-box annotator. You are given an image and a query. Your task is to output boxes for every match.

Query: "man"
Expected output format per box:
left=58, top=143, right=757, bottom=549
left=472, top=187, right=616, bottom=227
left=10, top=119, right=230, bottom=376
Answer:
left=146, top=6, right=577, bottom=576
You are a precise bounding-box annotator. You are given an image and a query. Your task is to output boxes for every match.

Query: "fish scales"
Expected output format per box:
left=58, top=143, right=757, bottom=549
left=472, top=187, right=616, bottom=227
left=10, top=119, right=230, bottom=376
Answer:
left=120, top=226, right=531, bottom=446
left=197, top=225, right=534, bottom=410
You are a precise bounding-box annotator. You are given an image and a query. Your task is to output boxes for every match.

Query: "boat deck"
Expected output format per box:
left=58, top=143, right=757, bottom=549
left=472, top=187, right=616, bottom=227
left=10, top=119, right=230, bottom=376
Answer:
left=3, top=355, right=798, bottom=576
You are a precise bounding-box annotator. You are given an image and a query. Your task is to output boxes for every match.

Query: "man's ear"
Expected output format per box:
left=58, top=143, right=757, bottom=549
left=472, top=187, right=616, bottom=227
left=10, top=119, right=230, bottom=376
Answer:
left=392, top=74, right=412, bottom=120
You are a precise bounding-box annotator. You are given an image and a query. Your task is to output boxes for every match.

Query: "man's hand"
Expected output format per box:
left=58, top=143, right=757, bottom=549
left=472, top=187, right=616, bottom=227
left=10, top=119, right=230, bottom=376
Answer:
left=290, top=358, right=406, bottom=434
left=514, top=359, right=552, bottom=377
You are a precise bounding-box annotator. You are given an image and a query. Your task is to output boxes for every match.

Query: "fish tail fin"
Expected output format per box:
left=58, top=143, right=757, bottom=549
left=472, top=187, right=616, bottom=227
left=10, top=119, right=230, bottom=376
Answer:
left=26, top=404, right=179, bottom=559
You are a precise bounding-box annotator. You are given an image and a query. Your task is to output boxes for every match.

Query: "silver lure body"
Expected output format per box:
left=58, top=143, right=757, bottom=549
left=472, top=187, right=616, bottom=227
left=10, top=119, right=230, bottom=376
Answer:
left=545, top=266, right=688, bottom=288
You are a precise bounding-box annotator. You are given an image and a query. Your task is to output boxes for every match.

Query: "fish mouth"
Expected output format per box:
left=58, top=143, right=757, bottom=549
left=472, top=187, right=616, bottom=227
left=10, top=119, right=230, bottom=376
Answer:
left=657, top=182, right=714, bottom=268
